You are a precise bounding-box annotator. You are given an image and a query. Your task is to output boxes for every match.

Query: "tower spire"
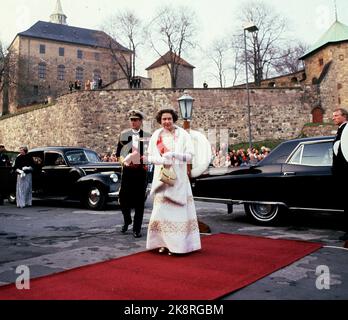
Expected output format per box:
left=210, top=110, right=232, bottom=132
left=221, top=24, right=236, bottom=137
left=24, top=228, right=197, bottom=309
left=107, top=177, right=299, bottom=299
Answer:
left=334, top=0, right=338, bottom=21
left=50, top=0, right=67, bottom=25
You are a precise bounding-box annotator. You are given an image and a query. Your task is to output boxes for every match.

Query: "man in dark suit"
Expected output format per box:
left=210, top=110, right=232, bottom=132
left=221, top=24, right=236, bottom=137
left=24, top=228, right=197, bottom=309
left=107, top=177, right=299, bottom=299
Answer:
left=0, top=145, right=11, bottom=205
left=116, top=110, right=150, bottom=238
left=332, top=108, right=348, bottom=241
left=0, top=145, right=10, bottom=167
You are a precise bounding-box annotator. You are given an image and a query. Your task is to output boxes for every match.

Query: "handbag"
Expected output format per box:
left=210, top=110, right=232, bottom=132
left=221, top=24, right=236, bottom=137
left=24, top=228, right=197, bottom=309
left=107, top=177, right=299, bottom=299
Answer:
left=159, top=166, right=177, bottom=186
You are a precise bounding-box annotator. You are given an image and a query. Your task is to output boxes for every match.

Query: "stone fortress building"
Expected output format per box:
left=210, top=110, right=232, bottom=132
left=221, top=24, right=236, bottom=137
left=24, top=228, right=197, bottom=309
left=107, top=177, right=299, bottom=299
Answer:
left=1, top=2, right=348, bottom=153
left=1, top=0, right=132, bottom=114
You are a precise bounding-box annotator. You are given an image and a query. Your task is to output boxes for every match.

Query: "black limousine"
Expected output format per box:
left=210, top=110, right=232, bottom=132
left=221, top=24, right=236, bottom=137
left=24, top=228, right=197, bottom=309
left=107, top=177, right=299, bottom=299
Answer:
left=191, top=136, right=343, bottom=225
left=0, top=147, right=122, bottom=210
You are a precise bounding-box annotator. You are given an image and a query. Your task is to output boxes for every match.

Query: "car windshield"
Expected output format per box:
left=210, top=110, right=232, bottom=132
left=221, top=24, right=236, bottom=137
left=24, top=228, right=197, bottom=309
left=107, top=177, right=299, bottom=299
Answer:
left=65, top=150, right=101, bottom=164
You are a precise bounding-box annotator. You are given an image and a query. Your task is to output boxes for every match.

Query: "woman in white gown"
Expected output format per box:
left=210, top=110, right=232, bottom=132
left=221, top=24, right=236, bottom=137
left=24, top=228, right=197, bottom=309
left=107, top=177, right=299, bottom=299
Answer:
left=146, top=109, right=201, bottom=255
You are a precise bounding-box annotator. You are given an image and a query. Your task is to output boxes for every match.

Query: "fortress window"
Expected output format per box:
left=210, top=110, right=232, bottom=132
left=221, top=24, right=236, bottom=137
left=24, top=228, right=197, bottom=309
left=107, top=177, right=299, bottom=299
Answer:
left=39, top=44, right=46, bottom=54
left=38, top=63, right=46, bottom=79
left=77, top=50, right=83, bottom=59
left=59, top=47, right=65, bottom=57
left=268, top=82, right=275, bottom=87
left=76, top=67, right=84, bottom=81
left=57, top=65, right=65, bottom=81
left=319, top=58, right=324, bottom=66
left=93, top=69, right=101, bottom=81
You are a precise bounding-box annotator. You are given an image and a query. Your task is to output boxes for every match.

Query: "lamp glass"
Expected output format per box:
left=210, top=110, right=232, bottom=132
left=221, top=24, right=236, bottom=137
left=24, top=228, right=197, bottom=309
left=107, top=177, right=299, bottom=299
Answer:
left=178, top=94, right=194, bottom=120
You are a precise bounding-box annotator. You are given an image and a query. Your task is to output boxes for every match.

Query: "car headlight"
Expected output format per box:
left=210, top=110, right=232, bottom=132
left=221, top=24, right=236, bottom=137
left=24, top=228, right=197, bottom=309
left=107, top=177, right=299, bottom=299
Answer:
left=110, top=173, right=118, bottom=183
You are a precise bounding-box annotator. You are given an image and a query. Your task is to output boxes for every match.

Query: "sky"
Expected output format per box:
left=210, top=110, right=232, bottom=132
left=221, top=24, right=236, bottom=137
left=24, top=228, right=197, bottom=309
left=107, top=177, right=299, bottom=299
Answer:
left=1, top=0, right=348, bottom=87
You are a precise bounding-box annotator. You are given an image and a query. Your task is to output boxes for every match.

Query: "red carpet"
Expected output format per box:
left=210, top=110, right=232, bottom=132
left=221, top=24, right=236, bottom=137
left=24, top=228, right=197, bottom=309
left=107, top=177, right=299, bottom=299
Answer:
left=0, top=233, right=322, bottom=300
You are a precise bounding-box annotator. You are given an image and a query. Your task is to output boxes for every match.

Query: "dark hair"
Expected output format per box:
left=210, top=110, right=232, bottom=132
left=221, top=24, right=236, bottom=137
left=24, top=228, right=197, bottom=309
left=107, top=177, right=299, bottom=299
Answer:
left=155, top=108, right=179, bottom=124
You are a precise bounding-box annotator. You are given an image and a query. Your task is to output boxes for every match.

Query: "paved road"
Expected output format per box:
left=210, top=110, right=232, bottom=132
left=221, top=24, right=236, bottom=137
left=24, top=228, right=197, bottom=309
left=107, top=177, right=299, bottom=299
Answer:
left=0, top=199, right=347, bottom=299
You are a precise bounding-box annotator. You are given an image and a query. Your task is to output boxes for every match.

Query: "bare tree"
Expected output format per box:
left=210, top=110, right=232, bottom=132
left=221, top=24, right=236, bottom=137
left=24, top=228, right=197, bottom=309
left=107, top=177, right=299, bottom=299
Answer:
left=236, top=1, right=288, bottom=86
left=0, top=42, right=13, bottom=114
left=1, top=40, right=38, bottom=114
left=0, top=41, right=7, bottom=93
left=101, top=10, right=143, bottom=87
left=146, top=5, right=197, bottom=88
left=271, top=42, right=308, bottom=75
left=207, top=39, right=230, bottom=88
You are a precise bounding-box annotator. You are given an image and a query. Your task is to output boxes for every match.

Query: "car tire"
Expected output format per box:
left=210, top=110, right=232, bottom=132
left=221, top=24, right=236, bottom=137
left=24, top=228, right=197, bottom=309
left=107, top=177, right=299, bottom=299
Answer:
left=244, top=203, right=286, bottom=225
left=8, top=193, right=16, bottom=204
left=84, top=184, right=106, bottom=210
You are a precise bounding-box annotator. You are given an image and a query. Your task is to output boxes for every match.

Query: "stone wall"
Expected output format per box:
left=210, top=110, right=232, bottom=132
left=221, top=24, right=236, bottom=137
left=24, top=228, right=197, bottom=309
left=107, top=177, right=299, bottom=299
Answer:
left=302, top=124, right=337, bottom=137
left=0, top=87, right=311, bottom=154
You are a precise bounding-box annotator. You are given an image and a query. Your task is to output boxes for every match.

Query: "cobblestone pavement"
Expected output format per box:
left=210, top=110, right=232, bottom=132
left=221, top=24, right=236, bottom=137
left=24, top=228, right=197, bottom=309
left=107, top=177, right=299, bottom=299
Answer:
left=0, top=199, right=347, bottom=299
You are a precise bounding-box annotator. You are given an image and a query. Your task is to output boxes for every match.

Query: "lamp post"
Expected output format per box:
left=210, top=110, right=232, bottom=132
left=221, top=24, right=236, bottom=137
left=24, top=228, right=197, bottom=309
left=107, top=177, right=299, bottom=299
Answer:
left=178, top=92, right=194, bottom=177
left=243, top=22, right=258, bottom=150
left=178, top=92, right=194, bottom=131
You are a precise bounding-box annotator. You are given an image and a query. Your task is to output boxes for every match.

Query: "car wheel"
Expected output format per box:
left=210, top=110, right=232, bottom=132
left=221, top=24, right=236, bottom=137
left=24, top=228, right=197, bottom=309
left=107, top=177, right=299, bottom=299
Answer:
left=84, top=185, right=106, bottom=210
left=244, top=203, right=285, bottom=225
left=8, top=193, right=16, bottom=204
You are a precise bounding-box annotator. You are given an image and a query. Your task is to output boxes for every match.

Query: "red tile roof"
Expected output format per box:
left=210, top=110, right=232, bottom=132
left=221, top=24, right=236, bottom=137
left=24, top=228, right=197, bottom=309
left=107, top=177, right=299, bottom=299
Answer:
left=146, top=51, right=195, bottom=70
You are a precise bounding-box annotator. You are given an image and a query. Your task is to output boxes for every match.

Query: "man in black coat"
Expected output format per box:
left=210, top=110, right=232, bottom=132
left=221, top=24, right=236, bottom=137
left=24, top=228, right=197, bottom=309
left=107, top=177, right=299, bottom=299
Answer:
left=116, top=110, right=150, bottom=238
left=0, top=145, right=10, bottom=167
left=0, top=145, right=11, bottom=205
left=332, top=108, right=348, bottom=240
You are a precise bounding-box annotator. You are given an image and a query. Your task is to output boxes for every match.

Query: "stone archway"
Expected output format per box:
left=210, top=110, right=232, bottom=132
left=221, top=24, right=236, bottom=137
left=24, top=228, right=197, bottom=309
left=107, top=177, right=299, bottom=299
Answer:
left=311, top=107, right=324, bottom=123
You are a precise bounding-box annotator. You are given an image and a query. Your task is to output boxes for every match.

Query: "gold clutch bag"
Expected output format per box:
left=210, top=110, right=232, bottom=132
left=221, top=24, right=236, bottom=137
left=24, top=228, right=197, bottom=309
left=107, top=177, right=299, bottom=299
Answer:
left=159, top=166, right=177, bottom=186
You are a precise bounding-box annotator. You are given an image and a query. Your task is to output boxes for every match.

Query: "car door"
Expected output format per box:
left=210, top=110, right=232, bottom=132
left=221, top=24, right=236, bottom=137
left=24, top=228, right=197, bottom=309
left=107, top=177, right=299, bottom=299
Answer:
left=29, top=151, right=45, bottom=195
left=42, top=151, right=72, bottom=196
left=280, top=140, right=338, bottom=209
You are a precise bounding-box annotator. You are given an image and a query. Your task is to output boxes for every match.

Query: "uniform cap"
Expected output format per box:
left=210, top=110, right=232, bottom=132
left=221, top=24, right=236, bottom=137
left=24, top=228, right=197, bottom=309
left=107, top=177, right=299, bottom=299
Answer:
left=129, top=110, right=144, bottom=120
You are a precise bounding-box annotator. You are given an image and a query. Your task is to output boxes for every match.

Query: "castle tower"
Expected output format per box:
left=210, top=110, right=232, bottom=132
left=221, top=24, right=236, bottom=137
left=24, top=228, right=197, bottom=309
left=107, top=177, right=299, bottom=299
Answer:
left=49, top=0, right=67, bottom=25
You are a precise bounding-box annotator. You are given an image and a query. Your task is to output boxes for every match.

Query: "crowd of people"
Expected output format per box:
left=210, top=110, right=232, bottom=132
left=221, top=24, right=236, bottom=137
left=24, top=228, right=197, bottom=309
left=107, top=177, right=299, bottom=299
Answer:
left=211, top=146, right=271, bottom=168
left=69, top=77, right=103, bottom=92
left=100, top=145, right=271, bottom=168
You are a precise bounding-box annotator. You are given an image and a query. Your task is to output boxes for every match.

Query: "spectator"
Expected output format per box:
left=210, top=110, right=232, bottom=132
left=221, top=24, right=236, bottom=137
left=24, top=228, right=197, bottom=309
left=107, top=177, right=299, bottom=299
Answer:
left=85, top=80, right=91, bottom=90
left=69, top=81, right=74, bottom=92
left=98, top=77, right=103, bottom=89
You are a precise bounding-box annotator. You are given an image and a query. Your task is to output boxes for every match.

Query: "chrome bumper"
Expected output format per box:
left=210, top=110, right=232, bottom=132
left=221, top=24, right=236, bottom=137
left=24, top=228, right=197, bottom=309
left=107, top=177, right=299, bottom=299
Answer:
left=108, top=191, right=119, bottom=198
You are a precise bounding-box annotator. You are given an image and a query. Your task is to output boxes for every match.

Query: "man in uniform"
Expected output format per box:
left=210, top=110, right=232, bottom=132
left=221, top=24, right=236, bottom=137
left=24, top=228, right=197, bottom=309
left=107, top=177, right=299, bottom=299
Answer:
left=332, top=108, right=348, bottom=241
left=116, top=110, right=150, bottom=238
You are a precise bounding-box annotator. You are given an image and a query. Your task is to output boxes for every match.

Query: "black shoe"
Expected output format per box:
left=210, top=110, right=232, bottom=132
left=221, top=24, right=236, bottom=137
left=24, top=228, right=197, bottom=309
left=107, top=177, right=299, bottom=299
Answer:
left=133, top=232, right=142, bottom=238
left=121, top=224, right=130, bottom=233
left=339, top=232, right=348, bottom=241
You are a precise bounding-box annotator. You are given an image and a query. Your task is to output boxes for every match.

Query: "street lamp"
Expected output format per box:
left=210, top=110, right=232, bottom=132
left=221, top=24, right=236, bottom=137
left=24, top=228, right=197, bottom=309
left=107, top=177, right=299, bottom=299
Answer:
left=243, top=22, right=258, bottom=149
left=178, top=92, right=194, bottom=130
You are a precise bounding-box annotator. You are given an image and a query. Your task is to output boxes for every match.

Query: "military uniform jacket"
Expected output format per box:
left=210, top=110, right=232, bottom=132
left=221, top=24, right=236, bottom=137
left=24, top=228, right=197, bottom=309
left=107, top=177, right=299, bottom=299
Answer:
left=116, top=129, right=151, bottom=208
